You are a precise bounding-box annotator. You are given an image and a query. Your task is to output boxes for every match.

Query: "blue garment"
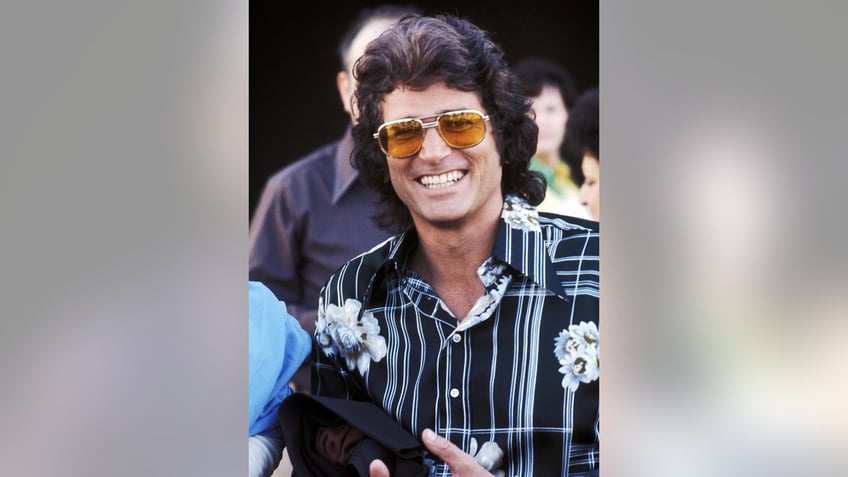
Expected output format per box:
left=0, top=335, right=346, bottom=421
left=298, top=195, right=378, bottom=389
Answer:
left=248, top=281, right=312, bottom=437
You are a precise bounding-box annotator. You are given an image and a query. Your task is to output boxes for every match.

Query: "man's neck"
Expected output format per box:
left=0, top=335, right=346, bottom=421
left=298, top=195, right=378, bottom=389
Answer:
left=408, top=204, right=501, bottom=319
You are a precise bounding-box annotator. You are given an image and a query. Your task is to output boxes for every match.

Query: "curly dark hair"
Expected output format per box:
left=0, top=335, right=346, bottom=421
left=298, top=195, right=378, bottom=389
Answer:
left=350, top=14, right=544, bottom=233
left=566, top=87, right=599, bottom=160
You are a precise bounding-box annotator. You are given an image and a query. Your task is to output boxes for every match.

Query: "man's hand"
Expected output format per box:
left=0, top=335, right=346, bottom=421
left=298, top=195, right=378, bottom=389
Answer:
left=368, top=429, right=494, bottom=477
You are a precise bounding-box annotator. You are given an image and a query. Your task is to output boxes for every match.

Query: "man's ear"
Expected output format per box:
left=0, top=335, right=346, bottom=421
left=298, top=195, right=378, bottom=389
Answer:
left=336, top=70, right=354, bottom=117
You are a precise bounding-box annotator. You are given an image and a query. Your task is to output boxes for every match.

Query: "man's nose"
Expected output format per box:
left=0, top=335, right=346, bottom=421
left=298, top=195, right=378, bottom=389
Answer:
left=417, top=126, right=451, bottom=161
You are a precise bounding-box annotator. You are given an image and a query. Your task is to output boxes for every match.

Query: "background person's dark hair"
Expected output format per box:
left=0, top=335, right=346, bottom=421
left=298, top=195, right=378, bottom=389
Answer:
left=513, top=57, right=578, bottom=109
left=336, top=4, right=423, bottom=72
left=351, top=14, right=545, bottom=233
left=566, top=87, right=599, bottom=161
left=514, top=56, right=583, bottom=184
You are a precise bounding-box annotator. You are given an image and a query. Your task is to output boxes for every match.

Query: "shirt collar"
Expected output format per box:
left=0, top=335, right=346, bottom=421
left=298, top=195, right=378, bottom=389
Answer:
left=332, top=126, right=358, bottom=205
left=378, top=196, right=568, bottom=301
left=493, top=195, right=569, bottom=300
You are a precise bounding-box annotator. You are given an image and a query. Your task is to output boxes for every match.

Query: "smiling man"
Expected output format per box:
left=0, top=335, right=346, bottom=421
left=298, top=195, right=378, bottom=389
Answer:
left=310, top=14, right=600, bottom=477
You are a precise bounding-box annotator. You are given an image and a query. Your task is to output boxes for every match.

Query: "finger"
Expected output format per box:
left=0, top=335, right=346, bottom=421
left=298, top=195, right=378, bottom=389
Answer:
left=421, top=428, right=488, bottom=476
left=369, top=458, right=390, bottom=477
left=422, top=428, right=455, bottom=454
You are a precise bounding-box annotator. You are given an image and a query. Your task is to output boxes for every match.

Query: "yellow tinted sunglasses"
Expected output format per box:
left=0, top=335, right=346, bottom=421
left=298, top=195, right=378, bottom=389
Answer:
left=373, top=109, right=490, bottom=158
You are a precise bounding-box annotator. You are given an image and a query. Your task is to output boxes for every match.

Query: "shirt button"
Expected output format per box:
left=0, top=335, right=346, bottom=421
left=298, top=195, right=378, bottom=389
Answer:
left=452, top=334, right=462, bottom=343
left=450, top=388, right=460, bottom=398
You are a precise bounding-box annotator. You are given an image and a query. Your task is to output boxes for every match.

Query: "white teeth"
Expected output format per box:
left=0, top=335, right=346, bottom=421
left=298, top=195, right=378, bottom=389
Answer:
left=419, top=171, right=464, bottom=188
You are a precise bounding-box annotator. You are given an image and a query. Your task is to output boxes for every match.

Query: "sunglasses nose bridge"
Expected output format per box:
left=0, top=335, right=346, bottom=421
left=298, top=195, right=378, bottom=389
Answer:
left=420, top=120, right=440, bottom=137
left=418, top=120, right=452, bottom=158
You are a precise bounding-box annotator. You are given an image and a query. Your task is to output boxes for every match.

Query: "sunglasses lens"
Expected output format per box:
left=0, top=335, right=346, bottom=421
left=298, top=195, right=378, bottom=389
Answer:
left=376, top=111, right=488, bottom=158
left=438, top=111, right=487, bottom=148
left=379, top=120, right=424, bottom=158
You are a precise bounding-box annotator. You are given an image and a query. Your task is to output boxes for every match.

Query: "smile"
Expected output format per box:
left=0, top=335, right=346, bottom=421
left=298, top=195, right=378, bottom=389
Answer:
left=418, top=170, right=466, bottom=189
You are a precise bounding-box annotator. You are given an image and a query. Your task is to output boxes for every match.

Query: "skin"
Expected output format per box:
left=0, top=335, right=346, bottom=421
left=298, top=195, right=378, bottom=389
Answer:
left=529, top=84, right=568, bottom=168
left=380, top=82, right=504, bottom=319
left=336, top=18, right=399, bottom=122
left=369, top=429, right=494, bottom=477
left=381, top=82, right=503, bottom=235
left=578, top=153, right=600, bottom=220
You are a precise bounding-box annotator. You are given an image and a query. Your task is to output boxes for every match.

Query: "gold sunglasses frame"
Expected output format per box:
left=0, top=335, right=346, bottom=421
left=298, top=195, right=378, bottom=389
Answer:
left=372, top=109, right=490, bottom=158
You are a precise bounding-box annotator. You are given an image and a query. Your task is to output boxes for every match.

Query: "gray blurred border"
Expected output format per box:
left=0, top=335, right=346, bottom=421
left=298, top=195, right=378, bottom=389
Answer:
left=1, top=1, right=247, bottom=475
left=602, top=1, right=848, bottom=476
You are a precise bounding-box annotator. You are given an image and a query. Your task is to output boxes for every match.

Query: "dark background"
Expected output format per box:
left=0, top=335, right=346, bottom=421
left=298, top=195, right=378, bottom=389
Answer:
left=250, top=1, right=599, bottom=219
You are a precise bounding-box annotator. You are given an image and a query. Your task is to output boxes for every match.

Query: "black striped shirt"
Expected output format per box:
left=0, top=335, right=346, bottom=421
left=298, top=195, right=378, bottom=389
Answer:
left=313, top=197, right=600, bottom=476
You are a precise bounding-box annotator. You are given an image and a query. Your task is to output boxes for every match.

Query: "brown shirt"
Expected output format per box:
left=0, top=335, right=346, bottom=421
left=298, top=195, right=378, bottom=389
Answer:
left=249, top=128, right=392, bottom=390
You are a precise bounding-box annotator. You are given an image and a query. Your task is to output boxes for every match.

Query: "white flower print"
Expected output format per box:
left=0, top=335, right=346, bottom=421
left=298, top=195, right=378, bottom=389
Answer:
left=469, top=438, right=505, bottom=476
left=316, top=297, right=387, bottom=375
left=478, top=259, right=507, bottom=287
left=501, top=195, right=541, bottom=233
left=555, top=321, right=600, bottom=392
left=443, top=258, right=513, bottom=346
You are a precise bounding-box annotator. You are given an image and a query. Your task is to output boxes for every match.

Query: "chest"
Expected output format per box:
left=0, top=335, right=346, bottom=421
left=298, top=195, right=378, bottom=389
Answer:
left=428, top=279, right=486, bottom=321
left=362, top=288, right=599, bottom=448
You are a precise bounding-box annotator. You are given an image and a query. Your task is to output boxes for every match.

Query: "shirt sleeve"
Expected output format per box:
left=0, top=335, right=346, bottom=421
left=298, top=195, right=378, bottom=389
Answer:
left=248, top=173, right=307, bottom=313
left=248, top=281, right=312, bottom=436
left=311, top=288, right=372, bottom=400
left=311, top=337, right=354, bottom=398
left=248, top=434, right=284, bottom=477
left=311, top=316, right=367, bottom=399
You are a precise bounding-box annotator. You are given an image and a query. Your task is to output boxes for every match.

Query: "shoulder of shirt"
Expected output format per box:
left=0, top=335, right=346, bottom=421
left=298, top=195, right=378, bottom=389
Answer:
left=537, top=212, right=599, bottom=235
left=264, top=140, right=341, bottom=187
left=533, top=213, right=599, bottom=272
left=321, top=235, right=398, bottom=305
